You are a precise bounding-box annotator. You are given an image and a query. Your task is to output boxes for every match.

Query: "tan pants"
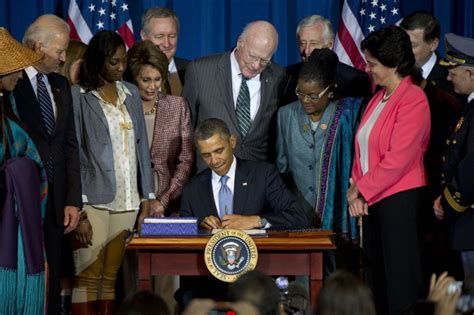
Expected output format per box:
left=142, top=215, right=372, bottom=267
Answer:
left=72, top=206, right=138, bottom=303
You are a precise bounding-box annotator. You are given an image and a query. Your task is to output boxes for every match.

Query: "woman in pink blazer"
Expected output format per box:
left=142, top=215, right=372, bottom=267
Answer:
left=126, top=40, right=194, bottom=216
left=347, top=26, right=430, bottom=315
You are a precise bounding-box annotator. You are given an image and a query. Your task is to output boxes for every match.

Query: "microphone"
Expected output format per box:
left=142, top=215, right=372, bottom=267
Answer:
left=285, top=281, right=309, bottom=315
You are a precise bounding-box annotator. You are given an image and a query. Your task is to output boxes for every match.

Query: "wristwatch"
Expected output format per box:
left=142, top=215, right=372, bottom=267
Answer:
left=259, top=217, right=268, bottom=229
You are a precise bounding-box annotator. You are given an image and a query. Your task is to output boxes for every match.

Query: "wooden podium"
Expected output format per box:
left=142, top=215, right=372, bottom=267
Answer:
left=127, top=230, right=335, bottom=306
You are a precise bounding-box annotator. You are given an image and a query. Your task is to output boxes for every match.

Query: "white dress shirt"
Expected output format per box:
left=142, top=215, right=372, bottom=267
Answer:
left=468, top=92, right=474, bottom=103
left=168, top=57, right=178, bottom=74
left=230, top=50, right=261, bottom=121
left=25, top=66, right=58, bottom=118
left=421, top=52, right=437, bottom=79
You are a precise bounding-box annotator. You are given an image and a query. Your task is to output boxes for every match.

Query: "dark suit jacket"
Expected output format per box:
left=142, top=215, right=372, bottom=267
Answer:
left=13, top=71, right=81, bottom=225
left=426, top=54, right=453, bottom=94
left=180, top=159, right=309, bottom=229
left=282, top=61, right=372, bottom=106
left=182, top=52, right=286, bottom=165
left=174, top=56, right=189, bottom=84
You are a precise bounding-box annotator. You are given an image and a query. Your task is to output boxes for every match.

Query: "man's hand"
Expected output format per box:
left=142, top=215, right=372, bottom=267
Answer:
left=433, top=196, right=444, bottom=220
left=347, top=178, right=360, bottom=203
left=221, top=214, right=260, bottom=230
left=200, top=216, right=222, bottom=230
left=150, top=199, right=165, bottom=217
left=137, top=200, right=151, bottom=234
left=64, top=206, right=80, bottom=233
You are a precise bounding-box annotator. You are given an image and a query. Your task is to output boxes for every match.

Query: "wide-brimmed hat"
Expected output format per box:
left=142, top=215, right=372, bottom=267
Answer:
left=0, top=27, right=42, bottom=76
left=440, top=33, right=474, bottom=69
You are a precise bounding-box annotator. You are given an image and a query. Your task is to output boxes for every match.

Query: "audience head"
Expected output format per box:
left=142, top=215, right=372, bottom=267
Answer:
left=229, top=270, right=281, bottom=315
left=79, top=30, right=126, bottom=91
left=296, top=48, right=338, bottom=118
left=296, top=15, right=335, bottom=62
left=140, top=7, right=180, bottom=62
left=23, top=14, right=70, bottom=73
left=235, top=21, right=278, bottom=79
left=127, top=40, right=170, bottom=101
left=59, top=40, right=87, bottom=85
left=361, top=26, right=418, bottom=87
left=400, top=11, right=440, bottom=67
left=440, top=33, right=474, bottom=96
left=0, top=27, right=42, bottom=92
left=117, top=291, right=170, bottom=315
left=314, top=270, right=376, bottom=315
left=194, top=118, right=236, bottom=176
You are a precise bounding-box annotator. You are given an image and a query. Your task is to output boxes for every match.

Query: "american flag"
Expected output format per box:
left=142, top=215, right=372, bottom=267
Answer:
left=67, top=0, right=135, bottom=49
left=334, top=0, right=402, bottom=71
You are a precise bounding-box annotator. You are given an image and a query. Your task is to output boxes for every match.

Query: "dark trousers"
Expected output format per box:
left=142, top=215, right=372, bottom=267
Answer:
left=363, top=188, right=422, bottom=315
left=44, top=189, right=64, bottom=315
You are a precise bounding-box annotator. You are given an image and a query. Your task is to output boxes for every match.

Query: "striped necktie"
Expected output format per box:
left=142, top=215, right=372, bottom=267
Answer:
left=36, top=73, right=55, bottom=182
left=235, top=76, right=251, bottom=136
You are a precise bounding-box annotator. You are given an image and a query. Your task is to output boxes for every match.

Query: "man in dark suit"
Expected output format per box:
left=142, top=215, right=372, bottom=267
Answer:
left=13, top=15, right=81, bottom=315
left=434, top=33, right=474, bottom=293
left=400, top=11, right=453, bottom=93
left=181, top=118, right=309, bottom=230
left=282, top=15, right=371, bottom=106
left=183, top=21, right=286, bottom=169
left=141, top=6, right=188, bottom=95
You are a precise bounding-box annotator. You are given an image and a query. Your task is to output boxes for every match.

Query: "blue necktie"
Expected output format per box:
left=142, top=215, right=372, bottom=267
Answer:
left=218, top=175, right=233, bottom=218
left=36, top=73, right=55, bottom=182
left=235, top=76, right=251, bottom=136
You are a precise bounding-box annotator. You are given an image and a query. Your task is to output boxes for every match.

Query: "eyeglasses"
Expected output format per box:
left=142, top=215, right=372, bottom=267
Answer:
left=244, top=50, right=272, bottom=67
left=295, top=84, right=332, bottom=102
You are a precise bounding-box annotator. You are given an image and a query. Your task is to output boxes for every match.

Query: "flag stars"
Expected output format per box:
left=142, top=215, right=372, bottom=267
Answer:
left=110, top=12, right=116, bottom=20
left=371, top=0, right=378, bottom=7
left=380, top=16, right=386, bottom=24
left=98, top=7, right=106, bottom=16
left=360, top=8, right=366, bottom=16
left=88, top=4, right=95, bottom=12
left=111, top=0, right=117, bottom=6
left=380, top=4, right=387, bottom=11
left=391, top=7, right=399, bottom=15
left=368, top=25, right=375, bottom=32
left=121, top=3, right=129, bottom=11
left=97, top=21, right=104, bottom=29
left=369, top=12, right=377, bottom=20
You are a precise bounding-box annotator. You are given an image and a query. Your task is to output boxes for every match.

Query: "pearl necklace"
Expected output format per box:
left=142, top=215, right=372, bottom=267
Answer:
left=144, top=97, right=158, bottom=116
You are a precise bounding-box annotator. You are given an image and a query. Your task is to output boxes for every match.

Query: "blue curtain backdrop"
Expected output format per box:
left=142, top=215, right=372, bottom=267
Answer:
left=0, top=0, right=472, bottom=67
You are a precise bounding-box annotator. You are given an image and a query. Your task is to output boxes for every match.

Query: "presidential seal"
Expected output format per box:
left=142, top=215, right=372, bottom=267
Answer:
left=204, top=229, right=258, bottom=282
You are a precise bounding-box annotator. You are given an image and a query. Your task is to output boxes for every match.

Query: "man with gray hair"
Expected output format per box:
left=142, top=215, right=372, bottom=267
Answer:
left=183, top=20, right=286, bottom=170
left=140, top=7, right=188, bottom=95
left=13, top=14, right=81, bottom=315
left=282, top=15, right=371, bottom=105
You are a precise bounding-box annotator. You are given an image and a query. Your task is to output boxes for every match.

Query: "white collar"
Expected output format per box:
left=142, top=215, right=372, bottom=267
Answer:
left=421, top=52, right=437, bottom=79
left=468, top=92, right=474, bottom=103
left=211, top=155, right=237, bottom=183
left=168, top=57, right=178, bottom=74
left=25, top=66, right=40, bottom=80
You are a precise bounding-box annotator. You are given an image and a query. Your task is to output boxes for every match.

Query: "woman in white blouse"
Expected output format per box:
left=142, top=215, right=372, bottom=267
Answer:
left=70, top=31, right=155, bottom=314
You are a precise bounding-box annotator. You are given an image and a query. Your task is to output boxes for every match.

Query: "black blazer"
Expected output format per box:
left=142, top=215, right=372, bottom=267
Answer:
left=13, top=71, right=81, bottom=225
left=426, top=54, right=453, bottom=94
left=282, top=61, right=372, bottom=106
left=174, top=56, right=189, bottom=84
left=180, top=159, right=309, bottom=229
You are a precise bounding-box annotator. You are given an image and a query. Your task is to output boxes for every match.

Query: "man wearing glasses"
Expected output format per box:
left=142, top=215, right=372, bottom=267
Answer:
left=276, top=48, right=365, bottom=275
left=183, top=20, right=286, bottom=171
left=282, top=15, right=371, bottom=106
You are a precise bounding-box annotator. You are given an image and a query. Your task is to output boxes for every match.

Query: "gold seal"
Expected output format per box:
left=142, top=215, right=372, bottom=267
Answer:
left=204, top=229, right=258, bottom=282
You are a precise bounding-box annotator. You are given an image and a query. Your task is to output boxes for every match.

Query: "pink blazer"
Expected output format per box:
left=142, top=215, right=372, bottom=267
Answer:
left=150, top=93, right=194, bottom=208
left=352, top=76, right=431, bottom=205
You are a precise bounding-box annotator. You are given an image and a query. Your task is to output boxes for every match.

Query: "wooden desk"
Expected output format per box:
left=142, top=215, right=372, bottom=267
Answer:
left=127, top=231, right=335, bottom=306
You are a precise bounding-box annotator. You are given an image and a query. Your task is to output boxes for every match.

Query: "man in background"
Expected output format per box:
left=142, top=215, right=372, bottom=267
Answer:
left=141, top=7, right=188, bottom=95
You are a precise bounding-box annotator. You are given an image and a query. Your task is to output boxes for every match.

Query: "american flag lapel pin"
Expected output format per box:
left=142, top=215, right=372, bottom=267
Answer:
left=242, top=182, right=248, bottom=186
